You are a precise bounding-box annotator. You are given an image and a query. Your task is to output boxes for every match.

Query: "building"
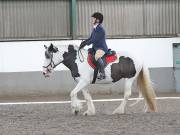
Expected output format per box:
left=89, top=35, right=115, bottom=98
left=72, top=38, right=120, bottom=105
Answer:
left=0, top=0, right=180, bottom=97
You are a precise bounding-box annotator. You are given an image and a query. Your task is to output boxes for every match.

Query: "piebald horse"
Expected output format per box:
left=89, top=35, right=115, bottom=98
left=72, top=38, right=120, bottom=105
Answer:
left=43, top=43, right=157, bottom=115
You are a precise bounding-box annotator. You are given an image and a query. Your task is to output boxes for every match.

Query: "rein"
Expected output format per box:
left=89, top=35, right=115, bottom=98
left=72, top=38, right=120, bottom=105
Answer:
left=43, top=53, right=63, bottom=69
left=43, top=46, right=85, bottom=74
left=78, top=49, right=84, bottom=63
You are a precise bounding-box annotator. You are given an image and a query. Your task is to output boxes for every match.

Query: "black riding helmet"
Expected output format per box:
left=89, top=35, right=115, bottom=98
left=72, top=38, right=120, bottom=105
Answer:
left=91, top=12, right=103, bottom=24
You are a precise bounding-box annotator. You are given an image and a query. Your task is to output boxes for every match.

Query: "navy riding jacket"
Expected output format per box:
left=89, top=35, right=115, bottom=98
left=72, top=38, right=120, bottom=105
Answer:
left=85, top=24, right=108, bottom=53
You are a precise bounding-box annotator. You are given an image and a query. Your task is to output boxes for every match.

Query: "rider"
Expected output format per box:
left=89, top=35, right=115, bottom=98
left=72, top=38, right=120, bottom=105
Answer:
left=79, top=12, right=108, bottom=80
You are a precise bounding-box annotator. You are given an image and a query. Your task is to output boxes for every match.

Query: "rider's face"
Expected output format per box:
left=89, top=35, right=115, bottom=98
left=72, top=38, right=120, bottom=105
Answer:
left=92, top=17, right=97, bottom=25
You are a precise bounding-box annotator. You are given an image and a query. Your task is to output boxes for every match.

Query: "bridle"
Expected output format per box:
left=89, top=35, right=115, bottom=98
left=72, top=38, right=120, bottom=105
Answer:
left=43, top=46, right=85, bottom=73
left=43, top=51, right=63, bottom=71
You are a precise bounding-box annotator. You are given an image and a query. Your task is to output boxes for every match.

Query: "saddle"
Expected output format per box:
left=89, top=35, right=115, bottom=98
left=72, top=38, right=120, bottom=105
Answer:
left=87, top=48, right=117, bottom=83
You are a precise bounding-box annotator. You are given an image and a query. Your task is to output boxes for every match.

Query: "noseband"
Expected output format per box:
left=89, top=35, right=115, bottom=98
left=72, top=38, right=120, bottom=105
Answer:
left=43, top=51, right=63, bottom=70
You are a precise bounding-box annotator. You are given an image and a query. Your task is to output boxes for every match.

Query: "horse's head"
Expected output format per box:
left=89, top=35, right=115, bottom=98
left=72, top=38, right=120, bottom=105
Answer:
left=43, top=43, right=63, bottom=77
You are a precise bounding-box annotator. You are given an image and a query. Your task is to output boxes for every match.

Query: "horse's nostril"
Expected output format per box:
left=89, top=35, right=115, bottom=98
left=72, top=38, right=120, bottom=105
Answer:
left=43, top=72, right=45, bottom=75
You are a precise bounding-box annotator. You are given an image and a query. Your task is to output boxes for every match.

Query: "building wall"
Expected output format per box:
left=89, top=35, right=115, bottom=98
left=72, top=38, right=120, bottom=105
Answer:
left=0, top=68, right=175, bottom=98
left=0, top=0, right=70, bottom=40
left=0, top=0, right=179, bottom=40
left=77, top=0, right=180, bottom=38
left=0, top=38, right=179, bottom=72
left=0, top=37, right=179, bottom=97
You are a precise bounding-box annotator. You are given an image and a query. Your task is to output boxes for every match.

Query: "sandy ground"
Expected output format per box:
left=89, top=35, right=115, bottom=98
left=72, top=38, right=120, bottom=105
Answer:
left=0, top=94, right=180, bottom=135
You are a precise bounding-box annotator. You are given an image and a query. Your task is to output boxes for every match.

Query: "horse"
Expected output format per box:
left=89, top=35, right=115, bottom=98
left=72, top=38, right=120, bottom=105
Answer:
left=42, top=43, right=157, bottom=115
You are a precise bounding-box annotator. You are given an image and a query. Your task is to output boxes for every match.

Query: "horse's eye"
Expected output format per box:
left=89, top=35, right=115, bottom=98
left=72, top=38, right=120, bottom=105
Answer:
left=45, top=51, right=51, bottom=59
left=53, top=48, right=58, bottom=52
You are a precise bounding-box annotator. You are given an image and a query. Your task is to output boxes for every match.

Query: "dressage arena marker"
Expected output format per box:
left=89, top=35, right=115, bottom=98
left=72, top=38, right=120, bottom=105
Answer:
left=0, top=97, right=180, bottom=106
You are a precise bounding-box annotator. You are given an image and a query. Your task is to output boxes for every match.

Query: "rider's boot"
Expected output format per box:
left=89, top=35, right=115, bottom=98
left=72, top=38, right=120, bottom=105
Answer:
left=97, top=58, right=105, bottom=80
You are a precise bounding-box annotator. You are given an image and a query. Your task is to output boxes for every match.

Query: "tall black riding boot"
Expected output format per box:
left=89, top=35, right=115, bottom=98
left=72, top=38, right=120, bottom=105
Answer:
left=97, top=58, right=105, bottom=80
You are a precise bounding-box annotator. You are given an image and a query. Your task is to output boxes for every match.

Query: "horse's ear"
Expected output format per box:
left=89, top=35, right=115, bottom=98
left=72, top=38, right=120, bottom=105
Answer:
left=48, top=43, right=54, bottom=51
left=50, top=43, right=54, bottom=47
left=50, top=43, right=54, bottom=48
left=44, top=45, right=48, bottom=49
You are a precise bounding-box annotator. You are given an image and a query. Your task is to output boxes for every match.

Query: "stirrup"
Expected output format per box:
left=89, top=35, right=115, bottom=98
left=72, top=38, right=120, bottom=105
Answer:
left=97, top=73, right=106, bottom=80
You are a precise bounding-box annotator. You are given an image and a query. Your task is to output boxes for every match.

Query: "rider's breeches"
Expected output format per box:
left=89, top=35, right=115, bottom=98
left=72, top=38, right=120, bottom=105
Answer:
left=95, top=49, right=105, bottom=61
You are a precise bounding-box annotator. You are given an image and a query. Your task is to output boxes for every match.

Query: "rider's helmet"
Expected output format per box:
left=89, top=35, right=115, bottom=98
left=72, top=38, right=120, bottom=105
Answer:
left=91, top=12, right=103, bottom=24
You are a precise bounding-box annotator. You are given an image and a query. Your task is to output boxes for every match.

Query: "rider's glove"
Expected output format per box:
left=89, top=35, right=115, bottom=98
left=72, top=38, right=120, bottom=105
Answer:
left=79, top=41, right=87, bottom=49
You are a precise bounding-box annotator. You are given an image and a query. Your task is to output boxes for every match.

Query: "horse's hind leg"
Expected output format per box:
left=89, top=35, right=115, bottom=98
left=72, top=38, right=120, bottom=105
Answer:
left=113, top=78, right=134, bottom=114
left=82, top=88, right=95, bottom=116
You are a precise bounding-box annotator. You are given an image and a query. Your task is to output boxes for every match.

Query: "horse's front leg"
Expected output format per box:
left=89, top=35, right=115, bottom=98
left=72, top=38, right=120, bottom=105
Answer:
left=70, top=79, right=88, bottom=115
left=82, top=88, right=95, bottom=116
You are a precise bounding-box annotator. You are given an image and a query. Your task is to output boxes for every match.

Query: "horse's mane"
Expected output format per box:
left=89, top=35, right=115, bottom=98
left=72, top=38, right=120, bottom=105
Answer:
left=56, top=44, right=88, bottom=58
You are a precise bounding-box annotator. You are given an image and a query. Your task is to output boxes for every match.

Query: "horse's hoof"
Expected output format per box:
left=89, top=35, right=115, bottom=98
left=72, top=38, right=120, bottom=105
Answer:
left=112, top=112, right=125, bottom=115
left=75, top=110, right=79, bottom=116
left=83, top=111, right=88, bottom=116
left=83, top=110, right=95, bottom=116
left=112, top=110, right=125, bottom=115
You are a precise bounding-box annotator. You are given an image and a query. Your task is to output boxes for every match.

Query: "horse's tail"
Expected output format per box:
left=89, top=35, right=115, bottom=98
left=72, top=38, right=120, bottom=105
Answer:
left=137, top=66, right=157, bottom=112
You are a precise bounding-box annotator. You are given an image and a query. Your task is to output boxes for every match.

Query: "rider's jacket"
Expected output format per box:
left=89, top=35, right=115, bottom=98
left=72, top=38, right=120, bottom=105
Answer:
left=84, top=24, right=108, bottom=53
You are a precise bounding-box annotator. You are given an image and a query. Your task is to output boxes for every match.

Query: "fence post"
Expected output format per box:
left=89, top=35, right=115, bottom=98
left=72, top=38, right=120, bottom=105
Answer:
left=70, top=0, right=77, bottom=39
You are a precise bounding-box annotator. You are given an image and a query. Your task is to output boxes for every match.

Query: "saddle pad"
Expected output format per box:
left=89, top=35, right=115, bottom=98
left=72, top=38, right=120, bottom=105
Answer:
left=87, top=53, right=117, bottom=69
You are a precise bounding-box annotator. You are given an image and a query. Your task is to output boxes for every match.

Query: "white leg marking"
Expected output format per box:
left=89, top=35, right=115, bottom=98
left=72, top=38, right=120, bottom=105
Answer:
left=70, top=80, right=88, bottom=114
left=113, top=79, right=133, bottom=114
left=82, top=89, right=95, bottom=116
left=129, top=91, right=142, bottom=107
